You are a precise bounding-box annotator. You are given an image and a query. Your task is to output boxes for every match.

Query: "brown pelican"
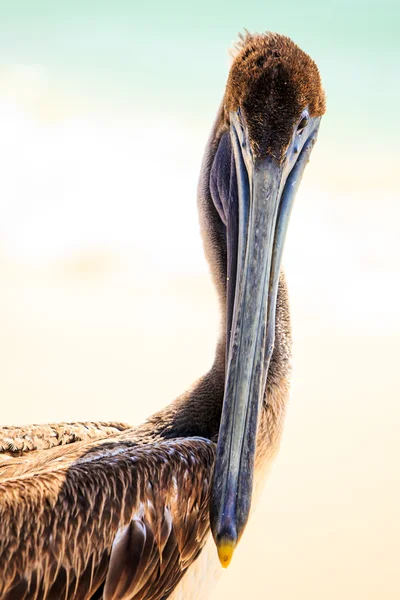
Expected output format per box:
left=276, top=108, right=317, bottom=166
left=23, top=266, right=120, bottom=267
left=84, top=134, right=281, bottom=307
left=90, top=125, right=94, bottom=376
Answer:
left=0, top=32, right=325, bottom=599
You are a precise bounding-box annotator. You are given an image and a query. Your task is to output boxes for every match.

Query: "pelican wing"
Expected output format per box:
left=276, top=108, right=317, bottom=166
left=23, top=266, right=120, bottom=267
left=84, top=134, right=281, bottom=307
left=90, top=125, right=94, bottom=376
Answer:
left=0, top=436, right=215, bottom=599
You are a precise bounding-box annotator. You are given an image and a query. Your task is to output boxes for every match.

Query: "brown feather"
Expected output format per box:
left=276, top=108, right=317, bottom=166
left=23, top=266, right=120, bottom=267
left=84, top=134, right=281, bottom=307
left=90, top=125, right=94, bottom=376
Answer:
left=0, top=422, right=131, bottom=456
left=224, top=31, right=326, bottom=159
left=0, top=438, right=215, bottom=600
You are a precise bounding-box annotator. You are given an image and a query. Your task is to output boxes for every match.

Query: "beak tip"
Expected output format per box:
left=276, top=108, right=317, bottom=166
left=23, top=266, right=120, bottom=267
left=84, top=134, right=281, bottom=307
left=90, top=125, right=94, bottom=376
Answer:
left=216, top=535, right=237, bottom=568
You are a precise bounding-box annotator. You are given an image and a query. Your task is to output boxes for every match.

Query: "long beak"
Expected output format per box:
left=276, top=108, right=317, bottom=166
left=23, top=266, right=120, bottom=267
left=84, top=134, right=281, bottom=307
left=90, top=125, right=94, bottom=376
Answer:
left=210, top=111, right=320, bottom=567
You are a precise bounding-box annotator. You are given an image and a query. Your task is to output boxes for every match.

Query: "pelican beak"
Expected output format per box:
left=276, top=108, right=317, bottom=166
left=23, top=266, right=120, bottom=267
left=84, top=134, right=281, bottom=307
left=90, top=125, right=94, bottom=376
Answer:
left=210, top=111, right=321, bottom=567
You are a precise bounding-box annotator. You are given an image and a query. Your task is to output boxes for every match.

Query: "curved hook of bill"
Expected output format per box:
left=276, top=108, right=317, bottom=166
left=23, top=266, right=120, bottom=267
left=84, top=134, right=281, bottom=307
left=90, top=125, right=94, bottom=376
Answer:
left=210, top=110, right=321, bottom=568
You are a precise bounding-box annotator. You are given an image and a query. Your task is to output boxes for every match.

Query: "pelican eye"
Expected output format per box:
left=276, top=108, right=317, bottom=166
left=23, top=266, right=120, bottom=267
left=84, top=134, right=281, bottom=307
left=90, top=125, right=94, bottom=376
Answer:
left=297, top=116, right=309, bottom=134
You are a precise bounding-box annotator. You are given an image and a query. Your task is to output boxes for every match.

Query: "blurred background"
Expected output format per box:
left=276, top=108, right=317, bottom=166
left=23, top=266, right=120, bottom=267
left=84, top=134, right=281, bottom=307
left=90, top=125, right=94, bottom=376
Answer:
left=0, top=1, right=399, bottom=598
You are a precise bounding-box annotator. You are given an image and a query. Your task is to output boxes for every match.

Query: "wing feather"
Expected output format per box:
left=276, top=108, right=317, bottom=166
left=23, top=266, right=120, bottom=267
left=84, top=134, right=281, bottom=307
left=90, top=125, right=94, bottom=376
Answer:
left=0, top=422, right=131, bottom=455
left=0, top=437, right=215, bottom=600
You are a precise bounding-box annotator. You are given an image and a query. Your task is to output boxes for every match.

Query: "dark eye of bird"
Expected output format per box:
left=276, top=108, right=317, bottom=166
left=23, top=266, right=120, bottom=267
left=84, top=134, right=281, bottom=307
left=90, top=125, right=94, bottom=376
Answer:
left=297, top=116, right=309, bottom=134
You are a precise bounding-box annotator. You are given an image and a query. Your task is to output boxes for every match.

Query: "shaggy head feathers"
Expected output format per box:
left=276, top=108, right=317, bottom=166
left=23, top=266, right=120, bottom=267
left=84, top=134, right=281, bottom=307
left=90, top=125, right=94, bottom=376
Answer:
left=224, top=32, right=326, bottom=159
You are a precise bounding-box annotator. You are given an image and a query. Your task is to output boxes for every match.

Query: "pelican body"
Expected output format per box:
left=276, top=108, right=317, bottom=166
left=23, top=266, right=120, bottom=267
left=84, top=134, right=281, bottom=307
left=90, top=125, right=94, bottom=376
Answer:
left=0, top=32, right=325, bottom=599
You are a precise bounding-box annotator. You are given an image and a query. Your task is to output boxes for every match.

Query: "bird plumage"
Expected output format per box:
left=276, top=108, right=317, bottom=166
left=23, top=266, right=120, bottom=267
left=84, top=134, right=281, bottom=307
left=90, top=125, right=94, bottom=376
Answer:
left=0, top=422, right=131, bottom=456
left=0, top=435, right=214, bottom=599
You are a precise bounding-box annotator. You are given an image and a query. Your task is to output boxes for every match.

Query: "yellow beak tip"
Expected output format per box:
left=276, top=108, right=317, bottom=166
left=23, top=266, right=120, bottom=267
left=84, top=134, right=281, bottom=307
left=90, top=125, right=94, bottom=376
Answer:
left=217, top=540, right=236, bottom=568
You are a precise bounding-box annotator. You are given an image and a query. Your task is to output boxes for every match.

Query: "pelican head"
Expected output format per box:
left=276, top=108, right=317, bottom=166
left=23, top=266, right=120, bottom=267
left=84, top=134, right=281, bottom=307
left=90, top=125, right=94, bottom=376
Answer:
left=206, top=32, right=326, bottom=566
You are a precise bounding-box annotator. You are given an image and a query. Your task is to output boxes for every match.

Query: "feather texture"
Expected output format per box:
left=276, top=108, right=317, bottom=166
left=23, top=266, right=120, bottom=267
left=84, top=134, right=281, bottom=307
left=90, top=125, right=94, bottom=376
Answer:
left=0, top=436, right=215, bottom=600
left=0, top=422, right=131, bottom=455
